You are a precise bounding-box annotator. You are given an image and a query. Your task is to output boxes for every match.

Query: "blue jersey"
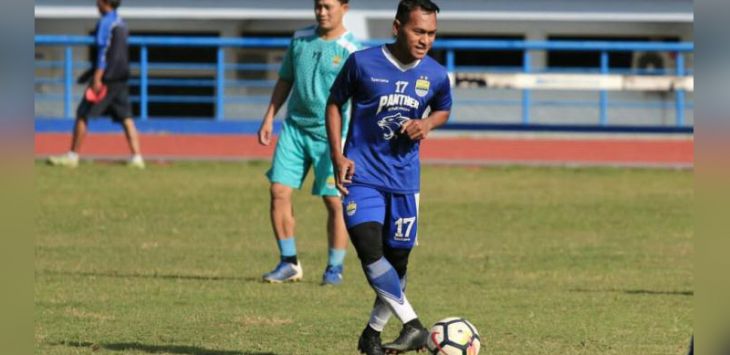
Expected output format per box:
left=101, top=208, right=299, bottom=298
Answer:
left=330, top=45, right=452, bottom=193
left=94, top=10, right=129, bottom=82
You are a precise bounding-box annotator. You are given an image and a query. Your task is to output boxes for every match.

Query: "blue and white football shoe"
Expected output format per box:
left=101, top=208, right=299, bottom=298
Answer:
left=262, top=261, right=303, bottom=283
left=321, top=264, right=344, bottom=286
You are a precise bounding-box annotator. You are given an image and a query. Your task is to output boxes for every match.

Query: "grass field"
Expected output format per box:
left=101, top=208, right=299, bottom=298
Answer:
left=36, top=161, right=693, bottom=354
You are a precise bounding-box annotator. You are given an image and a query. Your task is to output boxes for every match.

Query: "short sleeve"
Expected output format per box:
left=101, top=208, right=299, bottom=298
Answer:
left=95, top=19, right=112, bottom=69
left=277, top=40, right=295, bottom=82
left=329, top=54, right=360, bottom=105
left=429, top=75, right=452, bottom=112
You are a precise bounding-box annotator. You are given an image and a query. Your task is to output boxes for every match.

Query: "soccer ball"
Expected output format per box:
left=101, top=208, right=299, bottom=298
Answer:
left=426, top=317, right=481, bottom=355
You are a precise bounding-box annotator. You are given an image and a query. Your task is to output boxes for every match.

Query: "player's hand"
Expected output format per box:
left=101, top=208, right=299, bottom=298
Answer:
left=257, top=120, right=273, bottom=146
left=400, top=119, right=433, bottom=141
left=332, top=153, right=355, bottom=195
left=92, top=79, right=103, bottom=94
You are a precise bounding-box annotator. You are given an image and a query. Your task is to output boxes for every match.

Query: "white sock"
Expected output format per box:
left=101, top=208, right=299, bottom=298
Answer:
left=131, top=154, right=143, bottom=161
left=368, top=275, right=407, bottom=331
left=67, top=151, right=78, bottom=160
left=365, top=258, right=417, bottom=324
left=368, top=298, right=391, bottom=332
left=381, top=292, right=416, bottom=324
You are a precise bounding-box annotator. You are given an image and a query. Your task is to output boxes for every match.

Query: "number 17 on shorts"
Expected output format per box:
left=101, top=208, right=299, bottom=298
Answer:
left=386, top=193, right=420, bottom=249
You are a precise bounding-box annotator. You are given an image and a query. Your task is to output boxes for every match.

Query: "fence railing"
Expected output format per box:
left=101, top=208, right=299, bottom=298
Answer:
left=35, top=35, right=694, bottom=133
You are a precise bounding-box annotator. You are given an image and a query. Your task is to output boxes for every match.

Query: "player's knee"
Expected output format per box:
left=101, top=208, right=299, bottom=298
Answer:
left=120, top=117, right=135, bottom=127
left=348, top=222, right=384, bottom=265
left=385, top=248, right=411, bottom=278
left=270, top=183, right=292, bottom=201
left=322, top=196, right=342, bottom=214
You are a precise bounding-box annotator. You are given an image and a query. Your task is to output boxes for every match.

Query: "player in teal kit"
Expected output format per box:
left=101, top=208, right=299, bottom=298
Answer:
left=257, top=0, right=360, bottom=285
left=326, top=1, right=451, bottom=354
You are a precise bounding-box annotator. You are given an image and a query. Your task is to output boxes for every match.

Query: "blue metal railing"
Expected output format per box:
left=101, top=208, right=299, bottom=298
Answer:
left=35, top=35, right=693, bottom=132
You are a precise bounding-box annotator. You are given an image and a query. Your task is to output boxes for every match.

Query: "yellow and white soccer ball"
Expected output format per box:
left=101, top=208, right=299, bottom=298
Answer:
left=426, top=317, right=481, bottom=355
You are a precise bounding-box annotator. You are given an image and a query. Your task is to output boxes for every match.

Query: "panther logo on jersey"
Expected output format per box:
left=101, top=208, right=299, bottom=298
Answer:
left=377, top=112, right=410, bottom=140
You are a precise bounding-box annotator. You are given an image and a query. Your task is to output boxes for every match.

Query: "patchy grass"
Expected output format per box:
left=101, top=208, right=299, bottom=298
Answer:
left=36, top=161, right=692, bottom=354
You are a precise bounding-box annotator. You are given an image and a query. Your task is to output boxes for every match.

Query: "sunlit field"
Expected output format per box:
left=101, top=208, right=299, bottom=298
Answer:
left=36, top=161, right=692, bottom=354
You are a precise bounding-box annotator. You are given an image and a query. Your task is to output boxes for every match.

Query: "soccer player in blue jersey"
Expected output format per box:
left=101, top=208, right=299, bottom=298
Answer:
left=48, top=0, right=144, bottom=169
left=326, top=0, right=451, bottom=353
left=257, top=0, right=361, bottom=285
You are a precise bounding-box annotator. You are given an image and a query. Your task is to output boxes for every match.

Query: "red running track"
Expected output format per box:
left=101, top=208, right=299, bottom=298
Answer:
left=35, top=133, right=693, bottom=168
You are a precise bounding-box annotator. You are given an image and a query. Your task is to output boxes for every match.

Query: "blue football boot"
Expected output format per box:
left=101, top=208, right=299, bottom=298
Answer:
left=321, top=264, right=344, bottom=286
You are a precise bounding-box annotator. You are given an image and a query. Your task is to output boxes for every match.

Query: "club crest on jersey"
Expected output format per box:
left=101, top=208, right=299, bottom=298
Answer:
left=346, top=201, right=357, bottom=216
left=377, top=112, right=410, bottom=140
left=332, top=55, right=342, bottom=66
left=415, top=77, right=430, bottom=97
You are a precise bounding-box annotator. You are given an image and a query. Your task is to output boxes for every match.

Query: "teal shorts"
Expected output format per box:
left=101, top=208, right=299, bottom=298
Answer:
left=267, top=120, right=339, bottom=196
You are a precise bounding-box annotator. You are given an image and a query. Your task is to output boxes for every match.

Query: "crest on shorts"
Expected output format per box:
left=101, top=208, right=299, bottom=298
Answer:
left=326, top=176, right=336, bottom=189
left=415, top=76, right=430, bottom=97
left=346, top=201, right=357, bottom=216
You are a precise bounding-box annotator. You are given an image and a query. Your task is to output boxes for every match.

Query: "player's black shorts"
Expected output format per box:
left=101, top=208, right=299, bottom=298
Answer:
left=76, top=82, right=133, bottom=122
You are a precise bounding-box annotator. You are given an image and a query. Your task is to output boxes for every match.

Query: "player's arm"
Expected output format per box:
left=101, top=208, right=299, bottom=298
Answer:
left=93, top=18, right=112, bottom=94
left=400, top=110, right=450, bottom=141
left=259, top=36, right=296, bottom=146
left=258, top=78, right=293, bottom=145
left=326, top=54, right=359, bottom=194
left=92, top=69, right=105, bottom=93
left=326, top=97, right=355, bottom=195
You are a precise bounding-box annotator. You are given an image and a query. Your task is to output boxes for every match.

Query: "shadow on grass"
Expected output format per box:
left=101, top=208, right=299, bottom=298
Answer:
left=569, top=288, right=693, bottom=296
left=52, top=341, right=277, bottom=355
left=38, top=269, right=261, bottom=283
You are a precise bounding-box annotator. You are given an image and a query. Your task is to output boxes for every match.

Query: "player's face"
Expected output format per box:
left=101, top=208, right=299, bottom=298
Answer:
left=314, top=0, right=349, bottom=32
left=394, top=9, right=437, bottom=61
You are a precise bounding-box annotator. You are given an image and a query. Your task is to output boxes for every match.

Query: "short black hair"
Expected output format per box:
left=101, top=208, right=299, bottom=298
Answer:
left=395, top=0, right=440, bottom=24
left=314, top=0, right=349, bottom=4
left=107, top=0, right=122, bottom=9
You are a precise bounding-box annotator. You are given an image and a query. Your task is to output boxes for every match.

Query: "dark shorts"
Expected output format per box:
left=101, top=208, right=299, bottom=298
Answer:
left=76, top=82, right=132, bottom=122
